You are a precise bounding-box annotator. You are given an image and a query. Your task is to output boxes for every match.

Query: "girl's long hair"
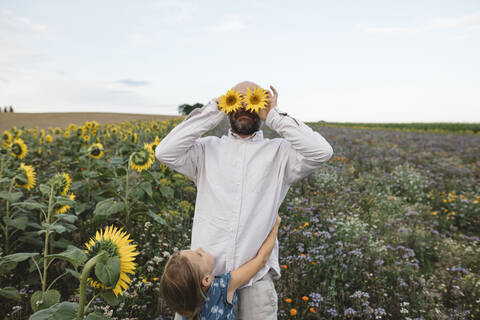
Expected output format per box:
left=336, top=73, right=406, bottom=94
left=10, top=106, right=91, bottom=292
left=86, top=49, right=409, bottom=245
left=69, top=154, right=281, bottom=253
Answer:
left=159, top=251, right=207, bottom=319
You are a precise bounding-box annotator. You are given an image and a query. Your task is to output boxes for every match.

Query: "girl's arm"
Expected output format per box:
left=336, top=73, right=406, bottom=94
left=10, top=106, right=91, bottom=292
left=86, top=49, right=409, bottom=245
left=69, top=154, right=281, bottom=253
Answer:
left=227, top=215, right=281, bottom=302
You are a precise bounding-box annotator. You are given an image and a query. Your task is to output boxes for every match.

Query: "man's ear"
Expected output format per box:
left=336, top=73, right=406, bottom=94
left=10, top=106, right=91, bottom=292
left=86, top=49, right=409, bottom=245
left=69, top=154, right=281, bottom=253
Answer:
left=202, top=274, right=214, bottom=288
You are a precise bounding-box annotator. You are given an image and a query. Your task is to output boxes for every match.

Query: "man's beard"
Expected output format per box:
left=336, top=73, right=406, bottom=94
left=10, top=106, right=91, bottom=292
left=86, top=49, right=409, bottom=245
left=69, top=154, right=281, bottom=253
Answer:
left=229, top=111, right=261, bottom=135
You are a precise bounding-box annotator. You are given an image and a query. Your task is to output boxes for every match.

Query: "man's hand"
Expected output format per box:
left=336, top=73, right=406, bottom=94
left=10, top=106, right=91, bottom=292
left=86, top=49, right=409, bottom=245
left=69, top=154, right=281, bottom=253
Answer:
left=214, top=97, right=221, bottom=110
left=258, top=85, right=278, bottom=121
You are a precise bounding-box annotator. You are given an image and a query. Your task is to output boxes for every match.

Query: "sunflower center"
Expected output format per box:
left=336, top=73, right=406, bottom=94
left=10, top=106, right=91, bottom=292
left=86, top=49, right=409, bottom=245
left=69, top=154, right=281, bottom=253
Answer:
left=15, top=173, right=27, bottom=186
left=86, top=239, right=119, bottom=260
left=132, top=150, right=149, bottom=165
left=12, top=144, right=22, bottom=155
left=250, top=95, right=260, bottom=104
left=90, top=148, right=101, bottom=156
left=226, top=96, right=237, bottom=106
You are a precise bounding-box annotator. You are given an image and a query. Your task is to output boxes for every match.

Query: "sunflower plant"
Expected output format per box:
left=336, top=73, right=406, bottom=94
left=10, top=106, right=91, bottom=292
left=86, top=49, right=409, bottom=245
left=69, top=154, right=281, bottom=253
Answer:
left=28, top=225, right=138, bottom=319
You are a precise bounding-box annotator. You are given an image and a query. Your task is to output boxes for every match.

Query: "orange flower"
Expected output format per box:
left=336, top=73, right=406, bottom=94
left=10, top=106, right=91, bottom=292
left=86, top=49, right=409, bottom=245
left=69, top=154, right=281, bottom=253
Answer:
left=282, top=264, right=287, bottom=269
left=309, top=307, right=316, bottom=313
left=302, top=296, right=309, bottom=301
left=312, top=261, right=317, bottom=265
left=284, top=298, right=292, bottom=303
left=290, top=309, right=297, bottom=316
left=313, top=191, right=317, bottom=195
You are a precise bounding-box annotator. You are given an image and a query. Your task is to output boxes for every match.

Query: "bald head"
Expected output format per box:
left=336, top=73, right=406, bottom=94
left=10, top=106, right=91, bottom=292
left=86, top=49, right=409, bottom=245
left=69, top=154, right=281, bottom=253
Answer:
left=232, top=81, right=261, bottom=95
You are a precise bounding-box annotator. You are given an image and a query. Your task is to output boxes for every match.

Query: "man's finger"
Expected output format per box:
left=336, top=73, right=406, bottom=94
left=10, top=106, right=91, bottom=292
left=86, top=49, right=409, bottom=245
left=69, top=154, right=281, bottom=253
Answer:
left=270, top=85, right=277, bottom=97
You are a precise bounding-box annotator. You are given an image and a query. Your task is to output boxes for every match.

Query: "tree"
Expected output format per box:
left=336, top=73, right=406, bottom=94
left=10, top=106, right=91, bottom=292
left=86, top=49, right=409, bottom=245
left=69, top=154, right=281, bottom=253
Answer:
left=178, top=103, right=203, bottom=115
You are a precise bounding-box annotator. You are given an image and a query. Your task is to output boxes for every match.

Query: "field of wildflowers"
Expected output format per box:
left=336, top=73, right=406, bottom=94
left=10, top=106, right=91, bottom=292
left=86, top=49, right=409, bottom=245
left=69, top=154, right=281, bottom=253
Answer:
left=0, top=119, right=479, bottom=319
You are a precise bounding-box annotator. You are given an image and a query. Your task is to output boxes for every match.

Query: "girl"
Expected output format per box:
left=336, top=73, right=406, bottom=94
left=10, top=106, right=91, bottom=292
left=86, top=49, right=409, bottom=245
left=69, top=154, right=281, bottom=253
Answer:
left=160, top=216, right=281, bottom=320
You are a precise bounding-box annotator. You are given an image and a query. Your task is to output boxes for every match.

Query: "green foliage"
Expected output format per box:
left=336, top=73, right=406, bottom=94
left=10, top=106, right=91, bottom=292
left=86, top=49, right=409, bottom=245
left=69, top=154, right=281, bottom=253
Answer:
left=1, top=119, right=479, bottom=319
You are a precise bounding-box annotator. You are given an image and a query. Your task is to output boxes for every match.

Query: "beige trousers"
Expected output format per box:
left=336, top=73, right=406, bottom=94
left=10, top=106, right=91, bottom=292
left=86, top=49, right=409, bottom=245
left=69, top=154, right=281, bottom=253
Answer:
left=236, top=271, right=278, bottom=320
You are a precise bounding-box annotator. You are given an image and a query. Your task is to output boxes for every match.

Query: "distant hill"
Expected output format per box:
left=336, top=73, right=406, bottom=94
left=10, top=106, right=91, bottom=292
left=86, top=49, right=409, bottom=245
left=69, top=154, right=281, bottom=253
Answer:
left=0, top=112, right=182, bottom=132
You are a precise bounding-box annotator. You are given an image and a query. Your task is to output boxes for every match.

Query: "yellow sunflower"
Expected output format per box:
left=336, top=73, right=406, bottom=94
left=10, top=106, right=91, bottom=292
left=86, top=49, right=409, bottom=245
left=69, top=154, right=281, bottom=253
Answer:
left=64, top=130, right=71, bottom=139
left=110, top=127, right=118, bottom=135
left=82, top=135, right=90, bottom=142
left=218, top=88, right=243, bottom=114
left=15, top=163, right=36, bottom=190
left=84, top=225, right=139, bottom=296
left=68, top=123, right=77, bottom=131
left=54, top=127, right=62, bottom=135
left=10, top=138, right=28, bottom=159
left=88, top=143, right=104, bottom=159
left=243, top=86, right=268, bottom=113
left=59, top=173, right=72, bottom=195
left=55, top=193, right=75, bottom=214
left=143, top=142, right=155, bottom=155
left=2, top=130, right=12, bottom=148
left=129, top=149, right=154, bottom=172
left=45, top=134, right=53, bottom=143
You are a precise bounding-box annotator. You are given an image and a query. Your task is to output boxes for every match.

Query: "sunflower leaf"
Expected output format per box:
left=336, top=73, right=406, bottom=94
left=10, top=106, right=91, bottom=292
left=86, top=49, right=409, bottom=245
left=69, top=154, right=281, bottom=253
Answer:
left=46, top=245, right=87, bottom=269
left=55, top=214, right=77, bottom=224
left=100, top=290, right=124, bottom=307
left=139, top=181, right=153, bottom=198
left=0, top=259, right=17, bottom=276
left=12, top=199, right=47, bottom=211
left=93, top=198, right=125, bottom=218
left=86, top=312, right=110, bottom=320
left=3, top=216, right=28, bottom=231
left=29, top=301, right=78, bottom=319
left=65, top=268, right=80, bottom=280
left=0, top=287, right=21, bottom=302
left=2, top=252, right=39, bottom=263
left=0, top=191, right=23, bottom=203
left=159, top=186, right=174, bottom=199
left=39, top=184, right=52, bottom=195
left=109, top=156, right=125, bottom=166
left=30, top=289, right=61, bottom=312
left=95, top=256, right=120, bottom=288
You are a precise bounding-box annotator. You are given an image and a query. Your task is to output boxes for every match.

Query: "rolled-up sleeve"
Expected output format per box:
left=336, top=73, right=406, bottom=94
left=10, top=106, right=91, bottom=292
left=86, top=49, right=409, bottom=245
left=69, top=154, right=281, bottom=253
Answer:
left=155, top=101, right=225, bottom=183
left=265, top=107, right=333, bottom=184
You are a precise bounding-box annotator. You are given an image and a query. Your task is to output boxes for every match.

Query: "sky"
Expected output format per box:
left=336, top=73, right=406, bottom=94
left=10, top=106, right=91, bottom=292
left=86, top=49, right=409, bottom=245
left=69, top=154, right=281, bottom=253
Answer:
left=0, top=0, right=479, bottom=122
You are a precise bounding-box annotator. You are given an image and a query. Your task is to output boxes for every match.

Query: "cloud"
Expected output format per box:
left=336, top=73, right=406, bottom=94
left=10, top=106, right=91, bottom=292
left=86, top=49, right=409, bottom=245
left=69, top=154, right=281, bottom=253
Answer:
left=0, top=9, right=49, bottom=73
left=0, top=9, right=48, bottom=37
left=114, top=79, right=151, bottom=86
left=366, top=11, right=480, bottom=33
left=210, top=21, right=246, bottom=33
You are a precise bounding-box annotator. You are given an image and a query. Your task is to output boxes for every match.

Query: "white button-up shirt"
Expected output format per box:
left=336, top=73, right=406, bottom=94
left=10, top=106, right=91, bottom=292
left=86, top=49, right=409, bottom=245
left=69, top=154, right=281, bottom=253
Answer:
left=155, top=101, right=333, bottom=287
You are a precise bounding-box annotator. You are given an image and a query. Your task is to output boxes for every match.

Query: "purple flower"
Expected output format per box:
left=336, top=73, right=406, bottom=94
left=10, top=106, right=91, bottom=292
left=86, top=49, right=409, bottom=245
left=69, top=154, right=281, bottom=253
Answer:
left=327, top=308, right=338, bottom=317
left=344, top=308, right=357, bottom=316
left=308, top=292, right=323, bottom=307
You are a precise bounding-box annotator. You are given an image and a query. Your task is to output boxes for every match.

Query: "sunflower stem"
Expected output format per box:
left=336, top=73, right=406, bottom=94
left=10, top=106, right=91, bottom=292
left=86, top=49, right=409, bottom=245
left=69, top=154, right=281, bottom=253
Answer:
left=42, top=185, right=55, bottom=293
left=78, top=250, right=108, bottom=318
left=84, top=293, right=100, bottom=313
left=125, top=154, right=133, bottom=227
left=3, top=178, right=15, bottom=254
left=0, top=154, right=5, bottom=179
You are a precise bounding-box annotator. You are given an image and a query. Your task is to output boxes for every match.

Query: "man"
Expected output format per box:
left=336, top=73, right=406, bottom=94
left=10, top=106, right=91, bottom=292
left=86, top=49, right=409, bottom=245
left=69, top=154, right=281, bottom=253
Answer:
left=155, top=81, right=333, bottom=319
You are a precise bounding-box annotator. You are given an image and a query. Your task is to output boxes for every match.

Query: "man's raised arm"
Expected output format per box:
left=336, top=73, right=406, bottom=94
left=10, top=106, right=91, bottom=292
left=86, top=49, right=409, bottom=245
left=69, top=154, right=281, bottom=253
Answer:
left=262, top=86, right=334, bottom=184
left=155, top=100, right=225, bottom=182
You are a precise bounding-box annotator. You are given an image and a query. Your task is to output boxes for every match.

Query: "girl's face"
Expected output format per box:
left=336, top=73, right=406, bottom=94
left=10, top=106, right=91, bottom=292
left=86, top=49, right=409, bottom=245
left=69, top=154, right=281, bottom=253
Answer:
left=181, top=248, right=214, bottom=276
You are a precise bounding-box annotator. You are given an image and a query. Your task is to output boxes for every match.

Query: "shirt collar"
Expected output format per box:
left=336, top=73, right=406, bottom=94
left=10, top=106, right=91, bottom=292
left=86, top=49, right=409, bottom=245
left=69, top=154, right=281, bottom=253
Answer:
left=228, top=129, right=264, bottom=142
